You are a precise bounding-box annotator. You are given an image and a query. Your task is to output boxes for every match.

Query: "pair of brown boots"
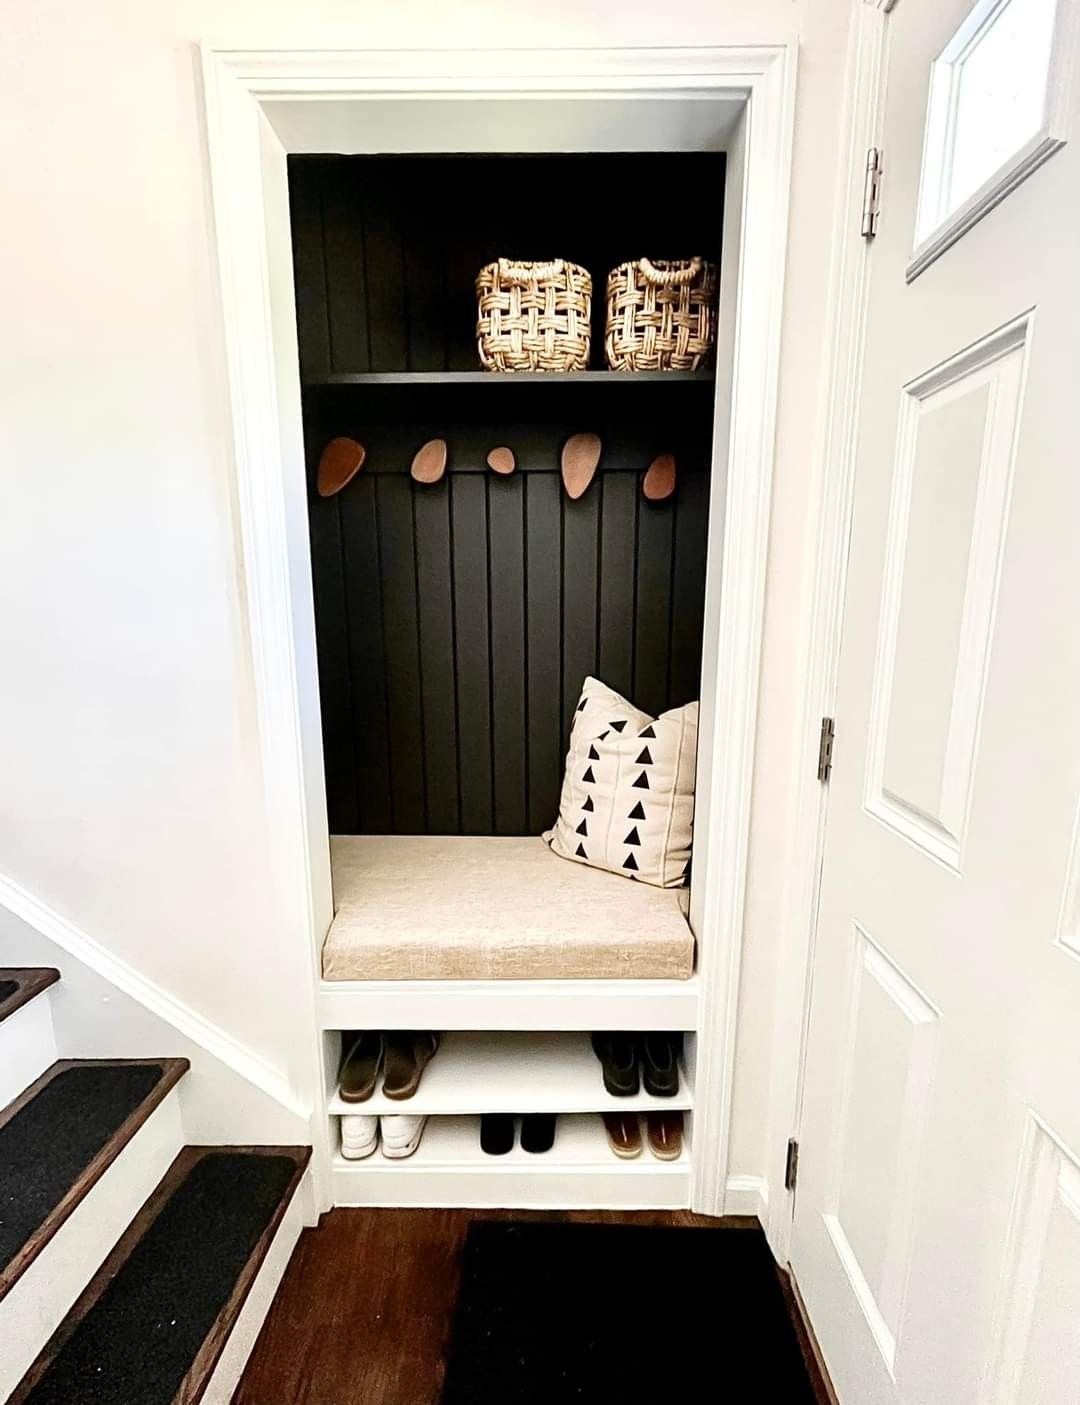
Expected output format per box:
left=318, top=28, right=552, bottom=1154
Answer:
left=603, top=1110, right=683, bottom=1162
left=339, top=1031, right=439, bottom=1103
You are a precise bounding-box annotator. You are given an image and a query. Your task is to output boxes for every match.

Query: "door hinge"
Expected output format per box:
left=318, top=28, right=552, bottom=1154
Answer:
left=817, top=717, right=835, bottom=783
left=861, top=147, right=882, bottom=238
left=785, top=1137, right=800, bottom=1193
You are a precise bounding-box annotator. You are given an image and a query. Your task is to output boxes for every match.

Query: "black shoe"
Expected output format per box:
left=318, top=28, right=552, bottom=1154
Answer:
left=642, top=1032, right=680, bottom=1098
left=591, top=1033, right=640, bottom=1097
left=480, top=1113, right=515, bottom=1156
left=520, top=1114, right=556, bottom=1154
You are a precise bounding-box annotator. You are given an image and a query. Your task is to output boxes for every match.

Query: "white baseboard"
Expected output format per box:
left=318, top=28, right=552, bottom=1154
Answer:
left=724, top=1172, right=770, bottom=1222
left=0, top=1087, right=184, bottom=1401
left=0, top=875, right=307, bottom=1129
left=332, top=1157, right=691, bottom=1210
left=0, top=991, right=57, bottom=1109
left=200, top=1169, right=310, bottom=1404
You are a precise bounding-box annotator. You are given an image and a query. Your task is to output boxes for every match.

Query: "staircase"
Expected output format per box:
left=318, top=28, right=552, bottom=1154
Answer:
left=0, top=968, right=310, bottom=1404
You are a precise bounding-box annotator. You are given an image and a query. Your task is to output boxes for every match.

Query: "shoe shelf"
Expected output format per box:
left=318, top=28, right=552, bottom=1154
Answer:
left=331, top=1114, right=690, bottom=1211
left=327, top=1031, right=691, bottom=1117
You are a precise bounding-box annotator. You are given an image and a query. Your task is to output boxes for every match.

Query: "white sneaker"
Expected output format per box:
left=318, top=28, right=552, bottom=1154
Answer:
left=380, top=1113, right=427, bottom=1159
left=340, top=1113, right=378, bottom=1160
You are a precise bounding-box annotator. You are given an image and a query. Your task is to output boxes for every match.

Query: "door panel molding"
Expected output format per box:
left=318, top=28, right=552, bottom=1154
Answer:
left=823, top=924, right=940, bottom=1375
left=1055, top=800, right=1080, bottom=962
left=863, top=312, right=1031, bottom=870
left=982, top=1112, right=1080, bottom=1403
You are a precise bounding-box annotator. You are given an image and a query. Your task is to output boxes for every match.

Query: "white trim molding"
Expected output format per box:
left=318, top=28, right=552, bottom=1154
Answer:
left=0, top=873, right=306, bottom=1121
left=765, top=0, right=896, bottom=1262
left=199, top=42, right=798, bottom=1219
left=725, top=1173, right=771, bottom=1221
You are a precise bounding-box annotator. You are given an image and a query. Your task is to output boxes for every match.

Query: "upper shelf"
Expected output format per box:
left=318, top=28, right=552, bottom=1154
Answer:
left=304, top=370, right=715, bottom=388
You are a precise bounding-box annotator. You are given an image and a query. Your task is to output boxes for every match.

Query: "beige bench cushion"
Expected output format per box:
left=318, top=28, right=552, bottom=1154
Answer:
left=322, top=835, right=695, bottom=981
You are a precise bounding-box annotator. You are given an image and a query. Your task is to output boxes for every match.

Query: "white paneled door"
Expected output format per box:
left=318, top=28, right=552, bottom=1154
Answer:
left=791, top=1, right=1080, bottom=1402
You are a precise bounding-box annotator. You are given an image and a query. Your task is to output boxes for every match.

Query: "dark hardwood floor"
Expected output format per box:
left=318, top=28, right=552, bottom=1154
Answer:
left=235, top=1208, right=831, bottom=1405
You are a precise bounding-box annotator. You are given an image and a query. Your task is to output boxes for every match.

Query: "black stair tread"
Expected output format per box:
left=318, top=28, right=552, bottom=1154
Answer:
left=0, top=1058, right=189, bottom=1300
left=0, top=968, right=60, bottom=1024
left=12, top=1146, right=311, bottom=1405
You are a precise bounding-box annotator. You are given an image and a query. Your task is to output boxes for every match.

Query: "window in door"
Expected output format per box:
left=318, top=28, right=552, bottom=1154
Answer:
left=909, top=0, right=1072, bottom=279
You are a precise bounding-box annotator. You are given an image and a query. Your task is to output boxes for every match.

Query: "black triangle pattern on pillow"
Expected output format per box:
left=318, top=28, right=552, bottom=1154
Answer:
left=550, top=680, right=696, bottom=891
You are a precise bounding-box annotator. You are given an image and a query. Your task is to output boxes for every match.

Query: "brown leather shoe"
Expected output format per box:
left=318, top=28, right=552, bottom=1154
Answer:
left=382, top=1032, right=440, bottom=1101
left=339, top=1032, right=382, bottom=1104
left=603, top=1112, right=642, bottom=1160
left=645, top=1110, right=683, bottom=1161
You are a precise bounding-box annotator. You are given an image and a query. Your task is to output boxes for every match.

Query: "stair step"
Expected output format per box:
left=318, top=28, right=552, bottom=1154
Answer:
left=0, top=1058, right=189, bottom=1301
left=0, top=968, right=59, bottom=1025
left=0, top=970, right=61, bottom=1110
left=10, top=1145, right=310, bottom=1405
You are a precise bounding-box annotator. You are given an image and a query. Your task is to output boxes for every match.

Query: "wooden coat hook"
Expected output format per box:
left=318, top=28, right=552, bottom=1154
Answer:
left=486, top=446, right=516, bottom=476
left=411, top=438, right=447, bottom=485
left=643, top=453, right=676, bottom=502
left=317, top=437, right=366, bottom=497
left=561, top=432, right=601, bottom=501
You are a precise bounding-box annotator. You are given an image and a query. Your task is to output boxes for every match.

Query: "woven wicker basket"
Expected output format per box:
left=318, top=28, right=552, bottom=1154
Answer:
left=605, top=257, right=718, bottom=372
left=476, top=258, right=592, bottom=373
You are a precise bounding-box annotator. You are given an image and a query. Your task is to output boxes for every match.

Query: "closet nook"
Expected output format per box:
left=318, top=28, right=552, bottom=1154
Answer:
left=288, top=148, right=730, bottom=1208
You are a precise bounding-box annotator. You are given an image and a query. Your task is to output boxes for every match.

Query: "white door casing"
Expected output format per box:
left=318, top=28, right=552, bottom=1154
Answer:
left=199, top=45, right=797, bottom=1214
left=791, top=1, right=1080, bottom=1402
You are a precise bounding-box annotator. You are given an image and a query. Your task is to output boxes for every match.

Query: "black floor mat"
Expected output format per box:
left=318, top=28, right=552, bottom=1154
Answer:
left=23, top=1151, right=298, bottom=1405
left=442, top=1222, right=817, bottom=1404
left=0, top=1063, right=166, bottom=1273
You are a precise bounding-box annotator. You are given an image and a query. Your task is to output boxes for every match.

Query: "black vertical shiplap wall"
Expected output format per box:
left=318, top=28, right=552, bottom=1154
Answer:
left=290, top=153, right=724, bottom=836
left=304, top=401, right=714, bottom=837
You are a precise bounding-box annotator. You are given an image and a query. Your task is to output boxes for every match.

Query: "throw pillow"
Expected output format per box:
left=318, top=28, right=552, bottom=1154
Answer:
left=543, top=676, right=698, bottom=888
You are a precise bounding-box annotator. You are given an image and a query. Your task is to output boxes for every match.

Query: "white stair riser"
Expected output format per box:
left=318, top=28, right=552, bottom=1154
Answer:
left=199, top=1171, right=309, bottom=1404
left=0, top=1086, right=184, bottom=1402
left=0, top=995, right=58, bottom=1111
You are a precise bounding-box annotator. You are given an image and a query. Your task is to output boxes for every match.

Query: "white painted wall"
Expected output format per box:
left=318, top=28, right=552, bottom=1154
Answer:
left=1, top=0, right=854, bottom=1195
